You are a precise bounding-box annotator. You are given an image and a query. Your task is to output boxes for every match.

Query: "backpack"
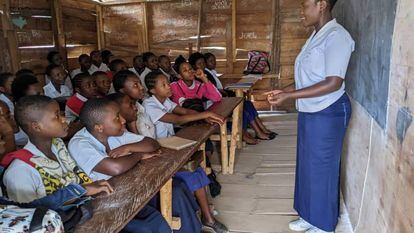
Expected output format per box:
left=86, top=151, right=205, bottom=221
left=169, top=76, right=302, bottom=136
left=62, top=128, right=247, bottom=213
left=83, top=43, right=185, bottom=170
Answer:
left=243, top=50, right=271, bottom=75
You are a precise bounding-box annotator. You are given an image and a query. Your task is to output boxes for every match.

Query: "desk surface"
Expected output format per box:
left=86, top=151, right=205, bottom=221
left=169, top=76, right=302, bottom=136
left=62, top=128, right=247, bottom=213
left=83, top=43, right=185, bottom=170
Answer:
left=74, top=97, right=242, bottom=233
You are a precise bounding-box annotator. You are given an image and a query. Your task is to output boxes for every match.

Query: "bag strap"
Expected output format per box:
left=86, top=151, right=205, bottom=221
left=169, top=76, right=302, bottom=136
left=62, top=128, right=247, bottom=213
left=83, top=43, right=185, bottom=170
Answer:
left=29, top=206, right=49, bottom=232
left=249, top=56, right=262, bottom=73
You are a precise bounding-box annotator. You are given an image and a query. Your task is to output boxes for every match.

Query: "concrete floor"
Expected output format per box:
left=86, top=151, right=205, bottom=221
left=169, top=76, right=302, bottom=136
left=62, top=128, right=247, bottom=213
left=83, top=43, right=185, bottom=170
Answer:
left=209, top=114, right=354, bottom=233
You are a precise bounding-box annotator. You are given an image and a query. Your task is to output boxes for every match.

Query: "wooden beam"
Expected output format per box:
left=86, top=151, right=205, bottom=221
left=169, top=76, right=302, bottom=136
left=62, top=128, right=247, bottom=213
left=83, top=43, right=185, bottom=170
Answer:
left=196, top=0, right=203, bottom=52
left=0, top=0, right=20, bottom=73
left=51, top=0, right=67, bottom=66
left=270, top=0, right=281, bottom=88
left=225, top=20, right=233, bottom=73
left=96, top=5, right=105, bottom=50
left=231, top=0, right=236, bottom=61
left=142, top=2, right=150, bottom=52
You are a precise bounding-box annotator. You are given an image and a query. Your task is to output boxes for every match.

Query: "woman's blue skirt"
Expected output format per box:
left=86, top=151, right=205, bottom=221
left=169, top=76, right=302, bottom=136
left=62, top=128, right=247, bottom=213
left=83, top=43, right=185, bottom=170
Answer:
left=294, top=94, right=351, bottom=232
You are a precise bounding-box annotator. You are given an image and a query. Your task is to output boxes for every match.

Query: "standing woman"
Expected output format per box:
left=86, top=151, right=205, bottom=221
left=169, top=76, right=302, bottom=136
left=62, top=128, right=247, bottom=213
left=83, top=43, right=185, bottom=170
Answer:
left=266, top=0, right=354, bottom=232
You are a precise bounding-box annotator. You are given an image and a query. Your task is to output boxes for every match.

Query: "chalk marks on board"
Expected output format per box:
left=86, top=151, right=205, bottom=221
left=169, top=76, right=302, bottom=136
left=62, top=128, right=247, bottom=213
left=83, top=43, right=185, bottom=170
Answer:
left=206, top=0, right=231, bottom=10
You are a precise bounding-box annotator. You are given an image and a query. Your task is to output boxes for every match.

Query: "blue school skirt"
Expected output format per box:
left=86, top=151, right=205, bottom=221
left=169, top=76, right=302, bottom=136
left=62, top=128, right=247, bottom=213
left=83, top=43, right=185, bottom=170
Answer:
left=123, top=204, right=171, bottom=233
left=175, top=167, right=210, bottom=192
left=294, top=94, right=351, bottom=232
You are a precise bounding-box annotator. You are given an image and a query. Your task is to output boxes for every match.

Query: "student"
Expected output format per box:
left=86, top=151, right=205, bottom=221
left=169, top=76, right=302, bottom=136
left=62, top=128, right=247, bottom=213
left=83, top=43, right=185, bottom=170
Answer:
left=109, top=59, right=128, bottom=76
left=70, top=54, right=94, bottom=78
left=204, top=53, right=223, bottom=89
left=0, top=72, right=15, bottom=113
left=143, top=71, right=228, bottom=233
left=89, top=50, right=110, bottom=73
left=101, top=49, right=114, bottom=67
left=15, top=68, right=35, bottom=78
left=2, top=95, right=113, bottom=203
left=43, top=64, right=72, bottom=99
left=130, top=54, right=145, bottom=77
left=0, top=100, right=17, bottom=159
left=93, top=71, right=111, bottom=97
left=193, top=53, right=277, bottom=143
left=45, top=51, right=73, bottom=92
left=113, top=70, right=156, bottom=138
left=170, top=62, right=222, bottom=109
left=69, top=98, right=200, bottom=233
left=140, top=52, right=159, bottom=91
left=65, top=73, right=98, bottom=123
left=11, top=74, right=43, bottom=102
left=159, top=55, right=179, bottom=83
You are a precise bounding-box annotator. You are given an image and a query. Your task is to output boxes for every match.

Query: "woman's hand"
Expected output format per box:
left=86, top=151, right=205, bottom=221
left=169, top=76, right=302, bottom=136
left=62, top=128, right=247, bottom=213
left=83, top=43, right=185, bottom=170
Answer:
left=83, top=180, right=114, bottom=196
left=266, top=92, right=291, bottom=106
left=195, top=69, right=209, bottom=83
left=141, top=149, right=162, bottom=160
left=108, top=145, right=131, bottom=158
left=204, top=112, right=225, bottom=125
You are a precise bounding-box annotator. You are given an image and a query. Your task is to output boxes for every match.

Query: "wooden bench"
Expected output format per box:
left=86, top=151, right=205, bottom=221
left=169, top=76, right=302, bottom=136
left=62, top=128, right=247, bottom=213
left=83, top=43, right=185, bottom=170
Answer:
left=74, top=97, right=242, bottom=233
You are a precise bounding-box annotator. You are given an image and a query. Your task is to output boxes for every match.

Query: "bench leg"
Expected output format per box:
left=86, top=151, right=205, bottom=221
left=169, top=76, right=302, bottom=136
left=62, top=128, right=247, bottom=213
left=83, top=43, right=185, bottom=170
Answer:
left=229, top=101, right=242, bottom=174
left=235, top=89, right=244, bottom=149
left=160, top=179, right=181, bottom=230
left=220, top=120, right=228, bottom=174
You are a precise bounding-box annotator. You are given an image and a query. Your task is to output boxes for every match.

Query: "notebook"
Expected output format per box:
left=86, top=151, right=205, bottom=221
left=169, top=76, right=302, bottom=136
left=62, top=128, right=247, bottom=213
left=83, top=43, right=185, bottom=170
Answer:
left=157, top=136, right=198, bottom=150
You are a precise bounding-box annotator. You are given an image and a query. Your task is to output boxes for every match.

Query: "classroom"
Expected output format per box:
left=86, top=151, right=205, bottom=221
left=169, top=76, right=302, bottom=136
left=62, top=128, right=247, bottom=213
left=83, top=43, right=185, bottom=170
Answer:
left=0, top=0, right=412, bottom=232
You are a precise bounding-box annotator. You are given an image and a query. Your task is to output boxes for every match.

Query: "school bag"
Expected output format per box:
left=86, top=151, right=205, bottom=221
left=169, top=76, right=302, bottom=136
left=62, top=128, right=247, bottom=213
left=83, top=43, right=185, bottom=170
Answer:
left=243, top=50, right=271, bottom=75
left=177, top=83, right=205, bottom=113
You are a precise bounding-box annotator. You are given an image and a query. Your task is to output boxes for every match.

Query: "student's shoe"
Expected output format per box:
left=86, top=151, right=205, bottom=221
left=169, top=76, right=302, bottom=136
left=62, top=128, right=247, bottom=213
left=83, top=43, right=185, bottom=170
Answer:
left=202, top=219, right=229, bottom=233
left=289, top=218, right=313, bottom=231
left=305, top=227, right=334, bottom=233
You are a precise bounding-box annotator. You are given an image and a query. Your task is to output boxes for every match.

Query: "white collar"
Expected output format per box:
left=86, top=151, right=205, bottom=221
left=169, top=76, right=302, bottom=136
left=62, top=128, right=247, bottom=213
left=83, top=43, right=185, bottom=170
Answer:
left=149, top=95, right=168, bottom=111
left=24, top=140, right=55, bottom=159
left=75, top=93, right=88, bottom=102
left=79, top=128, right=106, bottom=153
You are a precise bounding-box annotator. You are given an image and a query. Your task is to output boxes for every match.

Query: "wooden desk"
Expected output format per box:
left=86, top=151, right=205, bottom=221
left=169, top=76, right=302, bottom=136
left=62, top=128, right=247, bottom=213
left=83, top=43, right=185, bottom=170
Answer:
left=74, top=97, right=242, bottom=233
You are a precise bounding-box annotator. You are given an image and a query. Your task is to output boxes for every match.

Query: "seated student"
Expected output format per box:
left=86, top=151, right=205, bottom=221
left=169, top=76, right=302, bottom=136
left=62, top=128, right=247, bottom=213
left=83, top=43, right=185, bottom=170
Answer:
left=143, top=71, right=229, bottom=233
left=89, top=50, right=110, bottom=73
left=93, top=71, right=111, bottom=97
left=101, top=49, right=114, bottom=67
left=2, top=95, right=113, bottom=203
left=159, top=55, right=179, bottom=83
left=113, top=70, right=156, bottom=138
left=203, top=53, right=223, bottom=89
left=130, top=54, right=145, bottom=77
left=45, top=51, right=73, bottom=92
left=170, top=62, right=222, bottom=109
left=0, top=100, right=17, bottom=159
left=65, top=73, right=98, bottom=123
left=140, top=52, right=159, bottom=91
left=70, top=54, right=94, bottom=78
left=15, top=68, right=35, bottom=78
left=108, top=58, right=128, bottom=77
left=69, top=98, right=200, bottom=233
left=0, top=73, right=15, bottom=113
left=43, top=64, right=72, bottom=99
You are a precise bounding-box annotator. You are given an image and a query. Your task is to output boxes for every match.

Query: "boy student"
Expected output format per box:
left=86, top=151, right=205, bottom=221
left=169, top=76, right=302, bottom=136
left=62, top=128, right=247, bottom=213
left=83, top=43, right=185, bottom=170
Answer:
left=143, top=71, right=229, bottom=233
left=43, top=64, right=72, bottom=99
left=0, top=73, right=15, bottom=113
left=2, top=95, right=113, bottom=203
left=70, top=54, right=94, bottom=78
left=93, top=71, right=112, bottom=97
left=130, top=54, right=145, bottom=77
left=65, top=73, right=98, bottom=123
left=159, top=55, right=179, bottom=83
left=89, top=50, right=110, bottom=73
left=45, top=51, right=73, bottom=92
left=140, top=52, right=159, bottom=91
left=69, top=98, right=201, bottom=233
left=113, top=70, right=156, bottom=138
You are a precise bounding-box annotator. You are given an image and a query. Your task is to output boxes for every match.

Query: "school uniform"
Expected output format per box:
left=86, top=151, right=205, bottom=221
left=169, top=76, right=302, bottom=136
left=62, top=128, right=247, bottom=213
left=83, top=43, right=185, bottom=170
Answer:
left=70, top=67, right=94, bottom=79
left=68, top=128, right=201, bottom=233
left=143, top=96, right=210, bottom=192
left=43, top=82, right=72, bottom=99
left=170, top=79, right=222, bottom=107
left=0, top=94, right=30, bottom=146
left=160, top=68, right=179, bottom=83
left=129, top=67, right=141, bottom=78
left=0, top=93, right=14, bottom=113
left=65, top=93, right=87, bottom=122
left=293, top=19, right=354, bottom=232
left=136, top=101, right=156, bottom=139
left=45, top=67, right=73, bottom=93
left=204, top=68, right=223, bottom=89
left=140, top=67, right=153, bottom=91
left=89, top=63, right=110, bottom=74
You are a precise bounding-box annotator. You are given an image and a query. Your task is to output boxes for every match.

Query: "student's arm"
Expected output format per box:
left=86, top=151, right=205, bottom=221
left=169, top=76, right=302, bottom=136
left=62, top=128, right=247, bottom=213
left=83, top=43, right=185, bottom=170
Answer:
left=93, top=153, right=144, bottom=176
left=108, top=137, right=160, bottom=158
left=161, top=108, right=224, bottom=126
left=82, top=180, right=113, bottom=196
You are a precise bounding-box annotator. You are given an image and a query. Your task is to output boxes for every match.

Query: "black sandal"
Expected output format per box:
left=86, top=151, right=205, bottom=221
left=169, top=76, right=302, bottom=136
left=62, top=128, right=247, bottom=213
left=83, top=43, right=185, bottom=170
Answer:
left=202, top=219, right=229, bottom=233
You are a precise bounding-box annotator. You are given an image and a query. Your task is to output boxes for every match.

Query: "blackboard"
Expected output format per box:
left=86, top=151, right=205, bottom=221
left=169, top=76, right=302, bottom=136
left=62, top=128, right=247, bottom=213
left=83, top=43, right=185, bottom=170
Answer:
left=334, top=0, right=397, bottom=129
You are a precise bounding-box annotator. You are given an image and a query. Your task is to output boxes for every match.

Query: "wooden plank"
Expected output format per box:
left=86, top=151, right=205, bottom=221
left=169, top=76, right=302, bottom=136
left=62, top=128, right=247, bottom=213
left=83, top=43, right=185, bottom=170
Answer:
left=270, top=0, right=280, bottom=89
left=1, top=0, right=20, bottom=72
left=96, top=5, right=105, bottom=49
left=196, top=0, right=203, bottom=51
left=51, top=0, right=67, bottom=66
left=142, top=2, right=149, bottom=52
left=225, top=20, right=233, bottom=73
left=231, top=0, right=236, bottom=60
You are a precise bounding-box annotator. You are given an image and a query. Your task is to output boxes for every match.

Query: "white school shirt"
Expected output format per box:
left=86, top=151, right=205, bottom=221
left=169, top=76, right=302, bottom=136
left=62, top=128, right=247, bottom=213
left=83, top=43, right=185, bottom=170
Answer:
left=89, top=63, right=110, bottom=74
left=129, top=67, right=141, bottom=78
left=0, top=94, right=29, bottom=145
left=143, top=96, right=177, bottom=139
left=205, top=68, right=223, bottom=90
left=135, top=102, right=156, bottom=139
left=295, top=19, right=355, bottom=113
left=70, top=68, right=94, bottom=78
left=3, top=140, right=62, bottom=202
left=43, top=82, right=72, bottom=99
left=140, top=67, right=153, bottom=91
left=0, top=93, right=14, bottom=113
left=68, top=128, right=144, bottom=181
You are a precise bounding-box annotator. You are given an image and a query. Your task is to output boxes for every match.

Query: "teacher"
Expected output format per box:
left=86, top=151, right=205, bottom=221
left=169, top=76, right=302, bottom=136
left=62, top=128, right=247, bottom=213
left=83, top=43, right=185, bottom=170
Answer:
left=266, top=0, right=354, bottom=233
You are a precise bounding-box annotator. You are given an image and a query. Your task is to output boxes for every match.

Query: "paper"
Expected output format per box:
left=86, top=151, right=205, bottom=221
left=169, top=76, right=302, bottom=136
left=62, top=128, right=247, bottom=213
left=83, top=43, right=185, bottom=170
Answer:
left=157, top=136, right=197, bottom=150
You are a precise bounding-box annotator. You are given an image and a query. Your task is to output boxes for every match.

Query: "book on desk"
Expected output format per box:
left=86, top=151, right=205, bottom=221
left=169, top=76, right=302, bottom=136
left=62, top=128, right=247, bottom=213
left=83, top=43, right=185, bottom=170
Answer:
left=157, top=136, right=198, bottom=150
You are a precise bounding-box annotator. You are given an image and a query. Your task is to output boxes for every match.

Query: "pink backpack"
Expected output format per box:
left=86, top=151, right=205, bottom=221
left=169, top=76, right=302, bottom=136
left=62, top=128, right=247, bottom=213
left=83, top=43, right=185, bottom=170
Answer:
left=243, top=50, right=271, bottom=74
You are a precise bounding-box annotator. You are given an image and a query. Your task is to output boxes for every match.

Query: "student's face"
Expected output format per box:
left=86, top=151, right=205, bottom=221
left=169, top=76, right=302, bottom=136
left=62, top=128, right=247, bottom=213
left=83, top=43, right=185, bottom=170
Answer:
left=95, top=74, right=111, bottom=96
left=133, top=57, right=145, bottom=70
left=51, top=54, right=62, bottom=66
left=301, top=0, right=324, bottom=27
left=151, top=75, right=171, bottom=98
left=34, top=101, right=68, bottom=138
left=119, top=95, right=137, bottom=123
left=26, top=83, right=44, bottom=96
left=80, top=57, right=92, bottom=70
left=179, top=63, right=195, bottom=81
left=146, top=56, right=159, bottom=70
left=159, top=57, right=172, bottom=72
left=101, top=103, right=126, bottom=137
left=206, top=55, right=216, bottom=70
left=50, top=67, right=66, bottom=86
left=91, top=52, right=102, bottom=65
left=78, top=78, right=98, bottom=99
left=0, top=102, right=18, bottom=133
left=114, top=62, right=128, bottom=73
left=121, top=76, right=145, bottom=100
left=0, top=76, right=14, bottom=96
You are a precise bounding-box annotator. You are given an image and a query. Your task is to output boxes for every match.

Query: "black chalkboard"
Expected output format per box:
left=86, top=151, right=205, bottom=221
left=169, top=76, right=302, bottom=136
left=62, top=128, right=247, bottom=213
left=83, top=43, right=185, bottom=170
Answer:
left=333, top=0, right=397, bottom=129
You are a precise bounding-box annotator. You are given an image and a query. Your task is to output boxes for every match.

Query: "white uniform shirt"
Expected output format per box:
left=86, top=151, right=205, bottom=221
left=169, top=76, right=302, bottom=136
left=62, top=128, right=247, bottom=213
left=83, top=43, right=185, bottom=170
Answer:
left=43, top=82, right=72, bottom=99
left=140, top=67, right=153, bottom=91
left=70, top=68, right=94, bottom=78
left=0, top=94, right=29, bottom=145
left=143, top=96, right=177, bottom=139
left=0, top=93, right=14, bottom=113
left=135, top=102, right=156, bottom=139
left=129, top=67, right=141, bottom=78
left=89, top=63, right=110, bottom=74
left=205, top=68, right=223, bottom=89
left=295, top=19, right=355, bottom=112
left=68, top=128, right=144, bottom=181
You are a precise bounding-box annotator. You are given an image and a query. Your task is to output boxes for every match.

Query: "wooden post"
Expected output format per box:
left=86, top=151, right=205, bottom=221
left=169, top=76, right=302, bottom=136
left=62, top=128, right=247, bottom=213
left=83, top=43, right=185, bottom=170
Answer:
left=270, top=0, right=281, bottom=88
left=0, top=0, right=20, bottom=73
left=220, top=119, right=229, bottom=174
left=142, top=2, right=150, bottom=52
left=96, top=5, right=105, bottom=50
left=196, top=0, right=203, bottom=52
left=229, top=99, right=242, bottom=174
left=225, top=20, right=233, bottom=73
left=231, top=0, right=236, bottom=61
left=160, top=179, right=181, bottom=230
left=188, top=42, right=193, bottom=57
left=51, top=0, right=67, bottom=66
